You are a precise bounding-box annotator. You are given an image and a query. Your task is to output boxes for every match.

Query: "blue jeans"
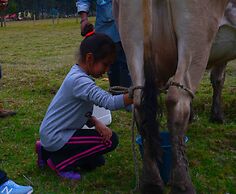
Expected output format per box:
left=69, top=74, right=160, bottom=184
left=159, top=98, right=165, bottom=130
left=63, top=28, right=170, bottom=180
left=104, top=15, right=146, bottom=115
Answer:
left=42, top=129, right=118, bottom=172
left=0, top=170, right=8, bottom=185
left=107, top=42, right=132, bottom=87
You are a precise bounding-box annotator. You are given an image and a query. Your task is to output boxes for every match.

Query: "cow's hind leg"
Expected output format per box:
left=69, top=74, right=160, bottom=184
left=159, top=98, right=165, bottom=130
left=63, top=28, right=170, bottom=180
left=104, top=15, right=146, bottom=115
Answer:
left=139, top=80, right=164, bottom=194
left=210, top=62, right=227, bottom=123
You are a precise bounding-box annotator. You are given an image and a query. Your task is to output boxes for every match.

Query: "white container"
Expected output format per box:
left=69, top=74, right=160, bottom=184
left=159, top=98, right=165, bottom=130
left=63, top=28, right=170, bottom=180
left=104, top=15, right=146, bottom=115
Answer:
left=82, top=105, right=112, bottom=129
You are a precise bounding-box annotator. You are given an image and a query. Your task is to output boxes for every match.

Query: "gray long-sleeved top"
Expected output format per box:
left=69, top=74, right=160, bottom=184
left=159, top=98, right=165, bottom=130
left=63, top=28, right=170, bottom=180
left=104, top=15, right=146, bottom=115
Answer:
left=40, top=64, right=125, bottom=151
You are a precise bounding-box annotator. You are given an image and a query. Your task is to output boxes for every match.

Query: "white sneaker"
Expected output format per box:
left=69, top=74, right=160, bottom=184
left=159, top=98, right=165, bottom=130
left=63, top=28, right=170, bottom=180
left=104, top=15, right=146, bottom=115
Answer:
left=0, top=180, right=33, bottom=194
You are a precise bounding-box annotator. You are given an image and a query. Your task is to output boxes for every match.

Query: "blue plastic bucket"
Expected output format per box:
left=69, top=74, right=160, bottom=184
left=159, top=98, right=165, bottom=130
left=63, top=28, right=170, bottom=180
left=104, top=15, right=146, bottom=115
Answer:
left=136, top=131, right=188, bottom=184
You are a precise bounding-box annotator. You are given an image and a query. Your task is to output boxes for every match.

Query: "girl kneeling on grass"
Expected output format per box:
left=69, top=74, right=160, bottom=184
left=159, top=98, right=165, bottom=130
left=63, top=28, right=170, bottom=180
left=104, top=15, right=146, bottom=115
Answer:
left=35, top=25, right=133, bottom=180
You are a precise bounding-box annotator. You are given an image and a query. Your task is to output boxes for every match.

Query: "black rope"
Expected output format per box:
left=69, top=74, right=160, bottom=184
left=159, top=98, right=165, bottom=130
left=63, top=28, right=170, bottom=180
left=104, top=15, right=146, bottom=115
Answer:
left=109, top=85, right=143, bottom=193
left=169, top=81, right=195, bottom=99
left=109, top=86, right=144, bottom=98
left=108, top=86, right=129, bottom=95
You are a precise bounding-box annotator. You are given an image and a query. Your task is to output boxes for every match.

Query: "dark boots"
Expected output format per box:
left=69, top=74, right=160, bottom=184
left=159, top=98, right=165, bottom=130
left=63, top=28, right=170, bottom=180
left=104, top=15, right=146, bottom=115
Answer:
left=0, top=109, right=16, bottom=118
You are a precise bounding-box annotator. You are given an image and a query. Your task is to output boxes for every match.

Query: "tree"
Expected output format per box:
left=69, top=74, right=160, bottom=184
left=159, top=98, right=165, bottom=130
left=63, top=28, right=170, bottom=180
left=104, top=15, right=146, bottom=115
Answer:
left=7, top=0, right=17, bottom=13
left=4, top=0, right=80, bottom=18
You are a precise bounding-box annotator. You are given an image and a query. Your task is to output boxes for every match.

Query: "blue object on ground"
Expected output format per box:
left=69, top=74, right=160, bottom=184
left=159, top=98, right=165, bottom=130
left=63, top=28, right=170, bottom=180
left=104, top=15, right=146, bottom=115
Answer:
left=0, top=180, right=33, bottom=194
left=136, top=131, right=188, bottom=184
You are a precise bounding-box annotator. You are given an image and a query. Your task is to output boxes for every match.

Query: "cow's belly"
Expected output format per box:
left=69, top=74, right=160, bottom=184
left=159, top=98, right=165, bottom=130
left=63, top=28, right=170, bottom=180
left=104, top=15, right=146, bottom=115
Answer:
left=208, top=24, right=236, bottom=68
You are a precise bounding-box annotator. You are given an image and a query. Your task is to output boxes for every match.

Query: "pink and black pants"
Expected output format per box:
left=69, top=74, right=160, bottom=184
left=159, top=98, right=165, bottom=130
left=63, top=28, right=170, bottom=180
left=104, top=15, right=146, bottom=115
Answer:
left=42, top=129, right=119, bottom=172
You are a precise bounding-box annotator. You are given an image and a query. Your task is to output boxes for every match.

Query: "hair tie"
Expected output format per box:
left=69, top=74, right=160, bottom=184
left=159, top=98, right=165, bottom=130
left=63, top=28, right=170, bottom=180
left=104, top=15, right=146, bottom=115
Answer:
left=85, top=30, right=95, bottom=38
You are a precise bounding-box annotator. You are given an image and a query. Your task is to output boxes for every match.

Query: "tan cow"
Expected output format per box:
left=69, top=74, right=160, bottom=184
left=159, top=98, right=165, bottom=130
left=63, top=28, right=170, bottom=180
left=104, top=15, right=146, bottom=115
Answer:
left=113, top=0, right=228, bottom=193
left=207, top=0, right=236, bottom=122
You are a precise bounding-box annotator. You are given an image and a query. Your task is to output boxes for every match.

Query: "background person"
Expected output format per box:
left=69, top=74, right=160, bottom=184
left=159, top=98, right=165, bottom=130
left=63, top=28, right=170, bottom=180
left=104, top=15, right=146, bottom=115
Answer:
left=76, top=0, right=132, bottom=88
left=0, top=1, right=33, bottom=193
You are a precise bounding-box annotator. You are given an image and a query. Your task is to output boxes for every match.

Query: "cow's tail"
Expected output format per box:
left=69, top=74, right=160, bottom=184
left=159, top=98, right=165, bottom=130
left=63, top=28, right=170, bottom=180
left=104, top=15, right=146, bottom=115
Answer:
left=139, top=68, right=163, bottom=163
left=140, top=0, right=162, bottom=163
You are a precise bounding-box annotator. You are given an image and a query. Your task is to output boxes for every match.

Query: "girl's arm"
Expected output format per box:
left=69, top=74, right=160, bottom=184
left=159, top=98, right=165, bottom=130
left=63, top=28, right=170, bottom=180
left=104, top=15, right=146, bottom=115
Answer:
left=73, top=76, right=133, bottom=111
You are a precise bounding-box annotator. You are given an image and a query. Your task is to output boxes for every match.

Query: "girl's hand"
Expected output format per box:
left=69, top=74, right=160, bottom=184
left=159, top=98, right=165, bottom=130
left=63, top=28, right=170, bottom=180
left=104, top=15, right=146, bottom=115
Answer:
left=95, top=121, right=112, bottom=142
left=124, top=93, right=133, bottom=106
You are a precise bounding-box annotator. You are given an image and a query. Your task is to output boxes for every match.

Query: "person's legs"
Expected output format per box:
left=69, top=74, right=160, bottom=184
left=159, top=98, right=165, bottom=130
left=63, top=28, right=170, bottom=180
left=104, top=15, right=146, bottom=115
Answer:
left=107, top=50, right=120, bottom=87
left=0, top=169, right=33, bottom=194
left=0, top=170, right=8, bottom=185
left=35, top=140, right=50, bottom=168
left=41, top=129, right=118, bottom=179
left=107, top=42, right=132, bottom=87
left=49, top=129, right=118, bottom=171
left=78, top=154, right=105, bottom=171
left=115, top=42, right=132, bottom=88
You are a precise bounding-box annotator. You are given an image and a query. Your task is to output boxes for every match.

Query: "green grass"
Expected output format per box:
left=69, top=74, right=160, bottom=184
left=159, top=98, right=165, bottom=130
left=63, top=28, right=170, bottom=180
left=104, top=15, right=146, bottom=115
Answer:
left=0, top=19, right=235, bottom=194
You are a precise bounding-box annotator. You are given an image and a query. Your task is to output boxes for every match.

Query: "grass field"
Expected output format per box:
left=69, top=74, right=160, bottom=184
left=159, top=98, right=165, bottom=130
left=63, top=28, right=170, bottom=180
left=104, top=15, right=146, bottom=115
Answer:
left=0, top=18, right=235, bottom=194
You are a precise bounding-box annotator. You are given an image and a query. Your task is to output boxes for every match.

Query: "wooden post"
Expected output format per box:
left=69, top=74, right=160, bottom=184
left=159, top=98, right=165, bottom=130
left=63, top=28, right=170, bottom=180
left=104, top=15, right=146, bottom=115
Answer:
left=75, top=13, right=79, bottom=24
left=33, top=14, right=36, bottom=25
left=3, top=16, right=6, bottom=27
left=56, top=14, right=59, bottom=24
left=0, top=16, right=3, bottom=27
left=52, top=15, right=55, bottom=25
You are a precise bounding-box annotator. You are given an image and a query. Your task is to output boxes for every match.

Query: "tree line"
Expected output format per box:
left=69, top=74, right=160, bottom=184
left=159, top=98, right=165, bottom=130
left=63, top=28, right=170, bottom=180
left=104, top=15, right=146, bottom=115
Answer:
left=4, top=0, right=95, bottom=18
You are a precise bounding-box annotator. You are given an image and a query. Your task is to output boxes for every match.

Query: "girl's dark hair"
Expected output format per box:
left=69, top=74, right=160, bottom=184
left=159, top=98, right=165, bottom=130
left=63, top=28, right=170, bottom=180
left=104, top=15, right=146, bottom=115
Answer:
left=77, top=24, right=116, bottom=63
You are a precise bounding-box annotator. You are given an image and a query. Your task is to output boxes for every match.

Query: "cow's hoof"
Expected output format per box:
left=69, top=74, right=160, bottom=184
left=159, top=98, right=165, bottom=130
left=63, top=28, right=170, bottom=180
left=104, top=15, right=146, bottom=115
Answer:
left=140, top=183, right=164, bottom=194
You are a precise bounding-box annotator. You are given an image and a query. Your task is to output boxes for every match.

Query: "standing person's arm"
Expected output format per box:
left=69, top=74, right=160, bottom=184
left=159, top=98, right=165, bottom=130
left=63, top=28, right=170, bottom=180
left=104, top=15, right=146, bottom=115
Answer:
left=0, top=0, right=8, bottom=11
left=76, top=0, right=93, bottom=36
